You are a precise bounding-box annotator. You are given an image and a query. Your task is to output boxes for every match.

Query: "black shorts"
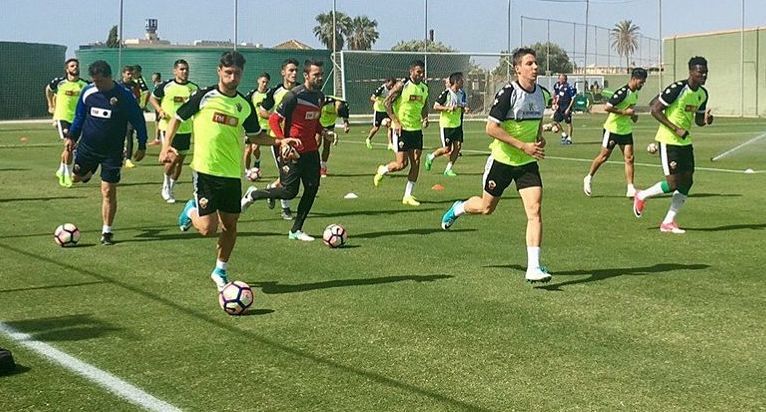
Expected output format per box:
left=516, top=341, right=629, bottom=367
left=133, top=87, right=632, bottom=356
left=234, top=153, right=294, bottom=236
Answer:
left=321, top=124, right=335, bottom=132
left=392, top=129, right=423, bottom=152
left=660, top=143, right=694, bottom=175
left=440, top=126, right=464, bottom=146
left=482, top=156, right=542, bottom=196
left=553, top=109, right=572, bottom=124
left=601, top=129, right=633, bottom=148
left=55, top=120, right=72, bottom=140
left=373, top=111, right=390, bottom=127
left=73, top=149, right=122, bottom=184
left=280, top=150, right=320, bottom=194
left=160, top=131, right=191, bottom=154
left=192, top=171, right=242, bottom=216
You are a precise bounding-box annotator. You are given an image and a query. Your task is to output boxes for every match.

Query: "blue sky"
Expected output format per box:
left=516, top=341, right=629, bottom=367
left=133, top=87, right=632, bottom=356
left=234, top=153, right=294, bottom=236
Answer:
left=1, top=0, right=762, bottom=58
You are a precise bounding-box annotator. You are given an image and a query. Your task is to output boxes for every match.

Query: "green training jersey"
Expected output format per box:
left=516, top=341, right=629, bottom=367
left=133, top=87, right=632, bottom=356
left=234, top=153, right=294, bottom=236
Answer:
left=261, top=84, right=292, bottom=137
left=393, top=78, right=428, bottom=131
left=372, top=83, right=390, bottom=113
left=435, top=87, right=467, bottom=128
left=176, top=86, right=261, bottom=179
left=153, top=79, right=199, bottom=133
left=487, top=81, right=545, bottom=167
left=246, top=89, right=271, bottom=131
left=48, top=77, right=88, bottom=122
left=320, top=96, right=350, bottom=128
left=603, top=84, right=639, bottom=135
left=654, top=80, right=708, bottom=146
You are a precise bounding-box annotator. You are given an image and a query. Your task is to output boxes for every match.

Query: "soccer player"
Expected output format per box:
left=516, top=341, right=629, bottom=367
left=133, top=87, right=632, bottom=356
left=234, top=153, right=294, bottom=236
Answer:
left=633, top=56, right=713, bottom=234
left=244, top=72, right=271, bottom=177
left=149, top=59, right=199, bottom=203
left=365, top=77, right=396, bottom=149
left=64, top=60, right=148, bottom=245
left=318, top=95, right=350, bottom=177
left=552, top=74, right=576, bottom=144
left=46, top=58, right=88, bottom=188
left=241, top=60, right=326, bottom=242
left=425, top=72, right=468, bottom=177
left=149, top=72, right=163, bottom=146
left=133, top=64, right=151, bottom=111
left=583, top=67, right=648, bottom=198
left=373, top=60, right=429, bottom=206
left=440, top=48, right=551, bottom=283
left=118, top=65, right=142, bottom=169
left=259, top=58, right=299, bottom=220
left=160, top=51, right=300, bottom=290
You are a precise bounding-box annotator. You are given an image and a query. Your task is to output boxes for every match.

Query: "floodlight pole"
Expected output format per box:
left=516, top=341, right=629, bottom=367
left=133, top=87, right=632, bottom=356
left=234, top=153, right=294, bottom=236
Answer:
left=740, top=0, right=745, bottom=117
left=507, top=0, right=511, bottom=81
left=333, top=0, right=337, bottom=95
left=658, top=0, right=663, bottom=95
left=583, top=0, right=589, bottom=93
left=424, top=0, right=428, bottom=78
left=118, top=0, right=123, bottom=70
left=233, top=0, right=238, bottom=50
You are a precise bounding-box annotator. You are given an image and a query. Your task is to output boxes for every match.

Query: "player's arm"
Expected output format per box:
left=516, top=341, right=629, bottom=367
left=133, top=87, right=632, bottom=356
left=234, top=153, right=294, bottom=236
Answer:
left=421, top=94, right=429, bottom=128
left=486, top=86, right=544, bottom=159
left=267, top=93, right=302, bottom=152
left=45, top=85, right=56, bottom=114
left=370, top=85, right=384, bottom=104
left=384, top=80, right=404, bottom=132
left=124, top=89, right=149, bottom=159
left=338, top=101, right=350, bottom=133
left=695, top=88, right=713, bottom=126
left=63, top=92, right=88, bottom=152
left=149, top=82, right=166, bottom=119
left=564, top=88, right=575, bottom=113
left=651, top=83, right=687, bottom=138
left=259, top=87, right=275, bottom=119
left=432, top=89, right=451, bottom=112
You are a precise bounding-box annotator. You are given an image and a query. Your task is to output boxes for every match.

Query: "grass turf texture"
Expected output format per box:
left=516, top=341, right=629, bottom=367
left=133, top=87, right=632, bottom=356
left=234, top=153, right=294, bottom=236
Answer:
left=1, top=115, right=764, bottom=410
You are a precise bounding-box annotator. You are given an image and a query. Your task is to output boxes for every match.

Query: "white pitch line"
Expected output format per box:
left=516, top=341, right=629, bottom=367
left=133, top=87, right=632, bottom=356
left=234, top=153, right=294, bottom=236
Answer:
left=348, top=140, right=762, bottom=174
left=0, top=322, right=181, bottom=412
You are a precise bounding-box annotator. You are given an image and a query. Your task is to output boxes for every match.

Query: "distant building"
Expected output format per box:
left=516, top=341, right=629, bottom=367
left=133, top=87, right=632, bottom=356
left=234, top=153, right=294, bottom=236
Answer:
left=123, top=19, right=170, bottom=46
left=273, top=39, right=313, bottom=50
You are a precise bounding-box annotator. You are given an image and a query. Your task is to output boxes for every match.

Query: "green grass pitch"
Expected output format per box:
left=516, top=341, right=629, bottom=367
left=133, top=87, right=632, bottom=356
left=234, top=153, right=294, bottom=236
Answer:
left=0, top=114, right=764, bottom=410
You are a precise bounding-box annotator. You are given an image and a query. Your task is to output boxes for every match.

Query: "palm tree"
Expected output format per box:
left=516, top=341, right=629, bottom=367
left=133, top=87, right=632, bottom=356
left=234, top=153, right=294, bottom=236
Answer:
left=347, top=16, right=379, bottom=51
left=313, top=11, right=352, bottom=51
left=611, top=20, right=640, bottom=73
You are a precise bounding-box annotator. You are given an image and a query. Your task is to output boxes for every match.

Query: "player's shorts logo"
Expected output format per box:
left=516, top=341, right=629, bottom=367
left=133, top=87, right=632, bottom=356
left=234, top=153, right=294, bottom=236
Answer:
left=199, top=197, right=209, bottom=209
left=282, top=165, right=290, bottom=174
left=607, top=139, right=616, bottom=148
left=669, top=161, right=677, bottom=170
left=487, top=180, right=497, bottom=190
left=398, top=140, right=404, bottom=148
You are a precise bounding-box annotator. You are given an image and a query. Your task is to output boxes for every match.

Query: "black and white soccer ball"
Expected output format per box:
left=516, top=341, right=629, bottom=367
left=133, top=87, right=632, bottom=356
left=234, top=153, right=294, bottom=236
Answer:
left=218, top=281, right=254, bottom=316
left=54, top=223, right=80, bottom=247
left=322, top=224, right=348, bottom=248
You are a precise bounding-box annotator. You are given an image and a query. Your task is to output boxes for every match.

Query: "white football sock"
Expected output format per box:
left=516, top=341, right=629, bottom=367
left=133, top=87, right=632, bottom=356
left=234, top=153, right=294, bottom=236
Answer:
left=163, top=174, right=171, bottom=189
left=281, top=199, right=290, bottom=209
left=454, top=201, right=466, bottom=217
left=638, top=181, right=665, bottom=200
left=404, top=180, right=415, bottom=198
left=445, top=162, right=453, bottom=172
left=102, top=225, right=112, bottom=234
left=169, top=178, right=176, bottom=190
left=321, top=161, right=327, bottom=168
left=662, top=191, right=687, bottom=224
left=527, top=246, right=541, bottom=270
left=215, top=259, right=228, bottom=271
left=378, top=165, right=389, bottom=175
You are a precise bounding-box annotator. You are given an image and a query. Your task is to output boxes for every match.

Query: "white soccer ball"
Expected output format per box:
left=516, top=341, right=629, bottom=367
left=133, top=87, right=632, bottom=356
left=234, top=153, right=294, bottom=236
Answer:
left=551, top=124, right=561, bottom=133
left=381, top=118, right=391, bottom=127
left=218, top=281, right=254, bottom=316
left=647, top=142, right=658, bottom=154
left=322, top=224, right=348, bottom=248
left=246, top=167, right=262, bottom=181
left=54, top=223, right=80, bottom=247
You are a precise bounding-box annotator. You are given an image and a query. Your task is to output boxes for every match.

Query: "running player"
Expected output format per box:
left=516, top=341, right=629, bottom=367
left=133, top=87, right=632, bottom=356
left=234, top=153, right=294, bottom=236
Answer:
left=149, top=59, right=199, bottom=203
left=161, top=51, right=300, bottom=290
left=365, top=77, right=396, bottom=150
left=440, top=48, right=551, bottom=283
left=244, top=72, right=271, bottom=179
left=373, top=60, right=429, bottom=206
left=46, top=58, right=88, bottom=187
left=64, top=60, right=148, bottom=245
left=552, top=74, right=576, bottom=144
left=633, top=56, right=713, bottom=234
left=583, top=67, right=648, bottom=198
left=260, top=58, right=299, bottom=220
left=241, top=59, right=326, bottom=241
left=118, top=65, right=142, bottom=169
left=318, top=95, right=350, bottom=177
left=424, top=72, right=468, bottom=177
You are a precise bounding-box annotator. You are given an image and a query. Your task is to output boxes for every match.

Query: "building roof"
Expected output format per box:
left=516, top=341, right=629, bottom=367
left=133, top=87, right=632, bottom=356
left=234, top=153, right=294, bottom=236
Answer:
left=273, top=39, right=313, bottom=50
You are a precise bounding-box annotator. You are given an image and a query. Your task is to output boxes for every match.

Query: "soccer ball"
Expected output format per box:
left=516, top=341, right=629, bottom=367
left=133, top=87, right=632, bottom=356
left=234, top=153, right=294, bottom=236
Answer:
left=54, top=223, right=80, bottom=247
left=647, top=142, right=658, bottom=154
left=218, top=281, right=254, bottom=316
left=542, top=123, right=553, bottom=132
left=322, top=224, right=348, bottom=248
left=246, top=167, right=262, bottom=181
left=381, top=118, right=391, bottom=127
left=551, top=124, right=561, bottom=133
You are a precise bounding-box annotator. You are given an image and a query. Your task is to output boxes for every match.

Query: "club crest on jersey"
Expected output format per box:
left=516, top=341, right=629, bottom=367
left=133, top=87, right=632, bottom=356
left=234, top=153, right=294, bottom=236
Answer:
left=109, top=97, right=118, bottom=106
left=212, top=112, right=238, bottom=127
left=235, top=103, right=242, bottom=112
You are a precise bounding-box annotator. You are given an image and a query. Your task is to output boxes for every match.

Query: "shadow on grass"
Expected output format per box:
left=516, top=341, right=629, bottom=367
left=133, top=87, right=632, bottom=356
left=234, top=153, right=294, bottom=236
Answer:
left=0, top=224, right=182, bottom=241
left=684, top=222, right=766, bottom=231
left=485, top=263, right=710, bottom=291
left=240, top=309, right=275, bottom=316
left=0, top=364, right=31, bottom=377
left=250, top=274, right=452, bottom=294
left=354, top=228, right=474, bottom=239
left=0, top=280, right=106, bottom=294
left=0, top=195, right=85, bottom=203
left=310, top=207, right=439, bottom=218
left=118, top=229, right=285, bottom=243
left=0, top=243, right=487, bottom=411
left=4, top=314, right=123, bottom=342
left=0, top=168, right=29, bottom=172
